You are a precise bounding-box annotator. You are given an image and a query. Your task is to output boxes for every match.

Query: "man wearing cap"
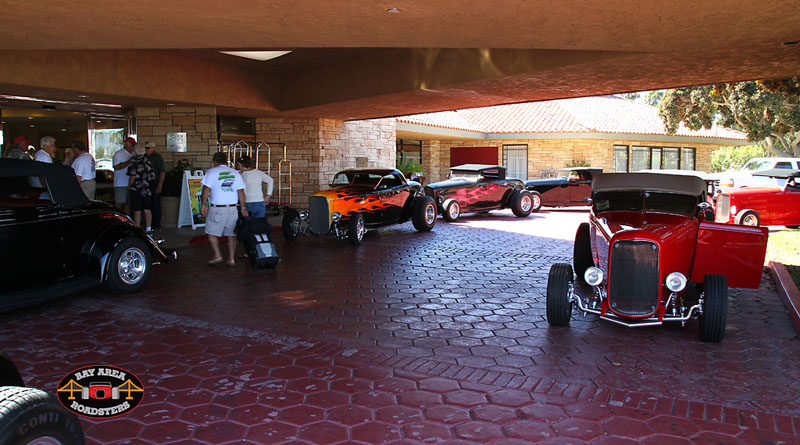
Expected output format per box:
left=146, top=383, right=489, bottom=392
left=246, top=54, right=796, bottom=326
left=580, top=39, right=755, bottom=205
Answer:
left=3, top=136, right=33, bottom=160
left=113, top=136, right=137, bottom=213
left=144, top=141, right=166, bottom=231
left=70, top=141, right=96, bottom=199
left=200, top=152, right=248, bottom=266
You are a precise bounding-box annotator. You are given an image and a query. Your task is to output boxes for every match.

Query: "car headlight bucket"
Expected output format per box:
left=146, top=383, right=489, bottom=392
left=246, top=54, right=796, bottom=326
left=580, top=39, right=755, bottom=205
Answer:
left=584, top=267, right=604, bottom=286
left=331, top=212, right=342, bottom=223
left=299, top=210, right=309, bottom=220
left=730, top=205, right=737, bottom=216
left=665, top=272, right=687, bottom=292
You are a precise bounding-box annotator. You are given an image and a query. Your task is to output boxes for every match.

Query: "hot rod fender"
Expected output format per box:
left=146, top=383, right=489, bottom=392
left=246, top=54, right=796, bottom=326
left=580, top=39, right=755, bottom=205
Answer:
left=87, top=224, right=171, bottom=281
left=0, top=353, right=24, bottom=387
left=439, top=198, right=457, bottom=214
left=691, top=222, right=768, bottom=289
left=400, top=189, right=425, bottom=222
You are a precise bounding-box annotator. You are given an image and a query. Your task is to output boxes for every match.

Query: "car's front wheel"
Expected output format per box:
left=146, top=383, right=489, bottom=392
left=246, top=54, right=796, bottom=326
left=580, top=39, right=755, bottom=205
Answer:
left=546, top=263, right=573, bottom=327
left=443, top=200, right=460, bottom=222
left=106, top=237, right=151, bottom=294
left=699, top=274, right=728, bottom=342
left=510, top=190, right=534, bottom=217
left=348, top=213, right=365, bottom=245
left=282, top=209, right=301, bottom=241
left=412, top=196, right=437, bottom=232
left=528, top=190, right=542, bottom=212
left=736, top=210, right=760, bottom=227
left=0, top=386, right=85, bottom=445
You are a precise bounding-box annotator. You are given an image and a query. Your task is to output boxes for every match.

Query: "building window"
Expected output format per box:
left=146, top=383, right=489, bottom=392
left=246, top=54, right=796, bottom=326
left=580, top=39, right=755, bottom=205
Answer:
left=397, top=139, right=422, bottom=164
left=651, top=147, right=662, bottom=169
left=502, top=144, right=528, bottom=180
left=662, top=147, right=680, bottom=169
left=613, top=145, right=629, bottom=172
left=681, top=147, right=696, bottom=170
left=631, top=146, right=650, bottom=171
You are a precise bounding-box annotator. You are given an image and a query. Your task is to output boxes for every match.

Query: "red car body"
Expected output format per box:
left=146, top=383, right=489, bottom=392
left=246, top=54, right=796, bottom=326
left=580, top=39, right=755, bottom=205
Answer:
left=546, top=173, right=768, bottom=342
left=715, top=169, right=800, bottom=227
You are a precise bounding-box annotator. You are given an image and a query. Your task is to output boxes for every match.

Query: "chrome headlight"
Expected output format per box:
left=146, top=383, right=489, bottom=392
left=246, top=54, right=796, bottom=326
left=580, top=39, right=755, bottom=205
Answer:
left=584, top=267, right=604, bottom=286
left=665, top=272, right=687, bottom=292
left=331, top=212, right=342, bottom=223
left=299, top=210, right=309, bottom=220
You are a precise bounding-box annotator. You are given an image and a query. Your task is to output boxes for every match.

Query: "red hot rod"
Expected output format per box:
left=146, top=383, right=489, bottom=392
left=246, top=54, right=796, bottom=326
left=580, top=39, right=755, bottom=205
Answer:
left=546, top=173, right=768, bottom=342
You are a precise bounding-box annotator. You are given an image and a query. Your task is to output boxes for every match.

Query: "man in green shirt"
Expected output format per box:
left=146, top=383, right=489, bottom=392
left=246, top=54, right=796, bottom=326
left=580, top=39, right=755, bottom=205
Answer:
left=145, top=141, right=166, bottom=231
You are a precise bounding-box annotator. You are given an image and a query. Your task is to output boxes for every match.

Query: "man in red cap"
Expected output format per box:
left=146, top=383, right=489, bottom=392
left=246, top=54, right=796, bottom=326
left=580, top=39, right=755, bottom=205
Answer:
left=113, top=136, right=137, bottom=214
left=3, top=136, right=33, bottom=160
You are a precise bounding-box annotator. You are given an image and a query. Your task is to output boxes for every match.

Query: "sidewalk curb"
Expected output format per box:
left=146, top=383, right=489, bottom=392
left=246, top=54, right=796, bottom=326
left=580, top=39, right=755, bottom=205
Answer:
left=768, top=261, right=800, bottom=336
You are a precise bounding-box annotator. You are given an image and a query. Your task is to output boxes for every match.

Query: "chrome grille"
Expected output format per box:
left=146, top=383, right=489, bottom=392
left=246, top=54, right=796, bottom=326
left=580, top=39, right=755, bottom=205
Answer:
left=309, top=196, right=330, bottom=235
left=608, top=240, right=659, bottom=316
left=717, top=194, right=730, bottom=220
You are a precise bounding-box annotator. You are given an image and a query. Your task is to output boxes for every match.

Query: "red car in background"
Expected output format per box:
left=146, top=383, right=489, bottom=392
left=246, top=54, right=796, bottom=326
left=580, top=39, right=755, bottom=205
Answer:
left=715, top=169, right=800, bottom=228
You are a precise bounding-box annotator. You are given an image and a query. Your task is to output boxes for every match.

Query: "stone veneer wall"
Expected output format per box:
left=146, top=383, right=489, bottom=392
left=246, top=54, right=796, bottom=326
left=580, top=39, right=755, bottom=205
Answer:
left=135, top=106, right=218, bottom=170
left=255, top=117, right=396, bottom=208
left=427, top=137, right=721, bottom=180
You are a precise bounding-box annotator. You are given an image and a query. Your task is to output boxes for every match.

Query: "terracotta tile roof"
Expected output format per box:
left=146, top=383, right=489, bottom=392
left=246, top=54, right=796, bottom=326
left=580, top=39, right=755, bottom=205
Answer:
left=397, top=96, right=748, bottom=140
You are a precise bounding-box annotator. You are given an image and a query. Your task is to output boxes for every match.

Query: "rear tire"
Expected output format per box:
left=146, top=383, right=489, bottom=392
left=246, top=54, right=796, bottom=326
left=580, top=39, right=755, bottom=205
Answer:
left=528, top=191, right=542, bottom=212
left=412, top=196, right=437, bottom=232
left=546, top=263, right=574, bottom=327
left=573, top=223, right=593, bottom=283
left=348, top=213, right=365, bottom=245
left=443, top=201, right=460, bottom=222
left=510, top=190, right=534, bottom=217
left=699, top=274, right=728, bottom=342
left=282, top=209, right=301, bottom=241
left=0, top=386, right=85, bottom=445
left=105, top=237, right=151, bottom=294
left=736, top=210, right=760, bottom=227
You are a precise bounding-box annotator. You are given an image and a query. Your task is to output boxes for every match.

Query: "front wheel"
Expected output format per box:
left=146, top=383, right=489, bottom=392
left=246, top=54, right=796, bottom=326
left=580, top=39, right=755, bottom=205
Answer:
left=412, top=196, right=437, bottom=232
left=443, top=201, right=460, bottom=222
left=282, top=208, right=301, bottom=241
left=546, top=263, right=574, bottom=327
left=348, top=213, right=365, bottom=245
left=736, top=210, right=760, bottom=227
left=699, top=274, right=728, bottom=342
left=0, top=386, right=85, bottom=445
left=510, top=190, right=534, bottom=217
left=105, top=237, right=151, bottom=294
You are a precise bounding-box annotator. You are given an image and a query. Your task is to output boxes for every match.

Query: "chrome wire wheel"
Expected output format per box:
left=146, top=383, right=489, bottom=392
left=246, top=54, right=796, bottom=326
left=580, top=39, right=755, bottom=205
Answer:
left=425, top=203, right=436, bottom=225
left=532, top=194, right=541, bottom=209
left=520, top=195, right=533, bottom=213
left=356, top=217, right=365, bottom=240
left=117, top=247, right=146, bottom=285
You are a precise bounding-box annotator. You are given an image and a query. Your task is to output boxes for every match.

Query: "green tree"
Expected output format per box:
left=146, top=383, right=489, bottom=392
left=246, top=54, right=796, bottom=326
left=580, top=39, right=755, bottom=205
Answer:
left=644, top=90, right=664, bottom=106
left=619, top=92, right=640, bottom=101
left=709, top=145, right=769, bottom=172
left=658, top=77, right=800, bottom=157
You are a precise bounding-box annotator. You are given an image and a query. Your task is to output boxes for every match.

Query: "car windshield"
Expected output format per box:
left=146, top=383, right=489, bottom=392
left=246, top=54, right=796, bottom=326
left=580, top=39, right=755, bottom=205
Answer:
left=742, top=160, right=770, bottom=171
left=448, top=170, right=481, bottom=181
left=330, top=172, right=383, bottom=188
left=593, top=191, right=698, bottom=215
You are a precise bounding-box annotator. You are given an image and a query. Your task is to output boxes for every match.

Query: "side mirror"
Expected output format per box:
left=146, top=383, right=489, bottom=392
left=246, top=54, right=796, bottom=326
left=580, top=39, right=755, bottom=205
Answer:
left=697, top=201, right=714, bottom=221
left=583, top=197, right=592, bottom=204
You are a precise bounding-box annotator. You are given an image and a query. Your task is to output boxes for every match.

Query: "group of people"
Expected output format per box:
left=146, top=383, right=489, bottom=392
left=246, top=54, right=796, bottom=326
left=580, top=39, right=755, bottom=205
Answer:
left=2, top=135, right=95, bottom=197
left=112, top=137, right=165, bottom=234
left=200, top=152, right=274, bottom=266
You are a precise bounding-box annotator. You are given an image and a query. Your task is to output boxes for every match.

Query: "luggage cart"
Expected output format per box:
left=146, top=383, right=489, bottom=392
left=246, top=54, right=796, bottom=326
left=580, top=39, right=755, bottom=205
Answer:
left=227, top=140, right=250, bottom=167
left=277, top=144, right=292, bottom=212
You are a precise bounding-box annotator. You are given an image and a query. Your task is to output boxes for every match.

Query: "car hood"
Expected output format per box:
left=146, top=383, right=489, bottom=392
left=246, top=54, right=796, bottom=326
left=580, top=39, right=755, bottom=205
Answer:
left=722, top=185, right=783, bottom=196
left=425, top=178, right=477, bottom=191
left=311, top=186, right=376, bottom=200
left=525, top=178, right=567, bottom=187
left=596, top=211, right=699, bottom=246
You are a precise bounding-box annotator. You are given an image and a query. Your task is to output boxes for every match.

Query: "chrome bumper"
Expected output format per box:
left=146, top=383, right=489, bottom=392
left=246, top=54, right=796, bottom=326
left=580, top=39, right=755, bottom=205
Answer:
left=571, top=286, right=702, bottom=327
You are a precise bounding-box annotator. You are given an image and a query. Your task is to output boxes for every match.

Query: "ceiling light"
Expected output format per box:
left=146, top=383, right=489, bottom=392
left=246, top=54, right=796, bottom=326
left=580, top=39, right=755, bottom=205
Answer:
left=27, top=116, right=33, bottom=120
left=219, top=51, right=291, bottom=61
left=0, top=94, right=122, bottom=108
left=61, top=128, right=67, bottom=131
left=166, top=103, right=176, bottom=106
left=29, top=124, right=35, bottom=127
left=387, top=7, right=400, bottom=13
left=77, top=94, right=89, bottom=98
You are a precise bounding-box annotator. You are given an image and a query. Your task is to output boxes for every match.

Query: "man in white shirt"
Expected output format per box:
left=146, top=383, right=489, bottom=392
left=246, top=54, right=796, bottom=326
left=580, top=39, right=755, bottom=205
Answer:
left=235, top=155, right=274, bottom=220
left=70, top=141, right=96, bottom=199
left=30, top=136, right=56, bottom=191
left=200, top=152, right=248, bottom=266
left=113, top=137, right=136, bottom=213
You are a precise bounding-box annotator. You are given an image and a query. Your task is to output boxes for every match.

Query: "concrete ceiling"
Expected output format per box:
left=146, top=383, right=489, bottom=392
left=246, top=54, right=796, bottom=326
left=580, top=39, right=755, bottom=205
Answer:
left=1, top=0, right=799, bottom=119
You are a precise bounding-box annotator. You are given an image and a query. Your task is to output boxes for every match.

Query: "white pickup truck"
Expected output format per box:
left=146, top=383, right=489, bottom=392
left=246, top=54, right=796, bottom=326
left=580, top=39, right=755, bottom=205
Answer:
left=716, top=157, right=800, bottom=189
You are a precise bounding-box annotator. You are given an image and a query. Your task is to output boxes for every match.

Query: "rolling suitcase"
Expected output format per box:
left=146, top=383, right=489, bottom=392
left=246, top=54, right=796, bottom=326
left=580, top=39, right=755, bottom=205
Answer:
left=237, top=217, right=280, bottom=270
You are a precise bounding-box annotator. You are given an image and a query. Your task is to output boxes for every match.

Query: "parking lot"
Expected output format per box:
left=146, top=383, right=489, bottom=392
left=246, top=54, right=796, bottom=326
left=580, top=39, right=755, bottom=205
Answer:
left=2, top=209, right=799, bottom=444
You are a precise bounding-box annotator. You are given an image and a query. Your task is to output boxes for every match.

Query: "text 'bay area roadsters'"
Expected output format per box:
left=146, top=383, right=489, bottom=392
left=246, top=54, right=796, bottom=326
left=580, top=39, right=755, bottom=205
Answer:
left=547, top=172, right=768, bottom=342
left=281, top=168, right=437, bottom=245
left=423, top=164, right=534, bottom=222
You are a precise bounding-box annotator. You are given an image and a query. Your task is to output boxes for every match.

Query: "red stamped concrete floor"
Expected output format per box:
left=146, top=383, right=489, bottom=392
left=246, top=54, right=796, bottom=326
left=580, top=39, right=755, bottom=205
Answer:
left=1, top=209, right=799, bottom=444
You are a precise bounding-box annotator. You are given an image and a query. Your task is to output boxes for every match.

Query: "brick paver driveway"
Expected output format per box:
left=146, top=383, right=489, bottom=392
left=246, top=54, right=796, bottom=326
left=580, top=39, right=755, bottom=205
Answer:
left=2, top=209, right=799, bottom=444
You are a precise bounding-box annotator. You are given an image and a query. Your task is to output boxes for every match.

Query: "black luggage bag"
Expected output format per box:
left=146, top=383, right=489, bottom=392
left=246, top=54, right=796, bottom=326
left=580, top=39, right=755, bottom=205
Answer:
left=237, top=217, right=280, bottom=270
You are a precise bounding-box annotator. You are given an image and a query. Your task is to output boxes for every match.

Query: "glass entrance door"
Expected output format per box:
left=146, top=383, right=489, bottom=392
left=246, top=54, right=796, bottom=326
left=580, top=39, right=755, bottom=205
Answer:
left=88, top=114, right=132, bottom=170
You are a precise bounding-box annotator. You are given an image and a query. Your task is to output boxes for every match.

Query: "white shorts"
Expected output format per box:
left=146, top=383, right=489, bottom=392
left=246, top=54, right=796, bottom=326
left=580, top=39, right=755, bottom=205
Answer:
left=205, top=206, right=239, bottom=237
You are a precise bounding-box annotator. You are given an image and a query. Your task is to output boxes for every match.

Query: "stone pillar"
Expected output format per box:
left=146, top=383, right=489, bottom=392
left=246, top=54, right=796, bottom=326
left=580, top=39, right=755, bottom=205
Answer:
left=135, top=106, right=217, bottom=170
left=422, top=140, right=443, bottom=183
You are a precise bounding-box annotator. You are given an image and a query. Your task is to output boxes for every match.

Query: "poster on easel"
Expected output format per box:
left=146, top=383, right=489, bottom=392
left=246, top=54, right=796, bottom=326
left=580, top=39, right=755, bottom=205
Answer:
left=177, top=170, right=207, bottom=229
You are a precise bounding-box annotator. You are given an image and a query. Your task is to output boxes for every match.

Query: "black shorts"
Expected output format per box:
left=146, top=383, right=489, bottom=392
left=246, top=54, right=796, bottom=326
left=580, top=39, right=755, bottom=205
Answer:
left=130, top=192, right=152, bottom=211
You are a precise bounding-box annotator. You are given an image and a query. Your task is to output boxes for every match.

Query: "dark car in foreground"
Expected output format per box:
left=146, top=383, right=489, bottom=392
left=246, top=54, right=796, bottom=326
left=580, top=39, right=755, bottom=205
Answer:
left=282, top=168, right=436, bottom=245
left=524, top=167, right=602, bottom=212
left=424, top=164, right=533, bottom=221
left=715, top=169, right=800, bottom=228
left=0, top=159, right=175, bottom=311
left=546, top=173, right=768, bottom=342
